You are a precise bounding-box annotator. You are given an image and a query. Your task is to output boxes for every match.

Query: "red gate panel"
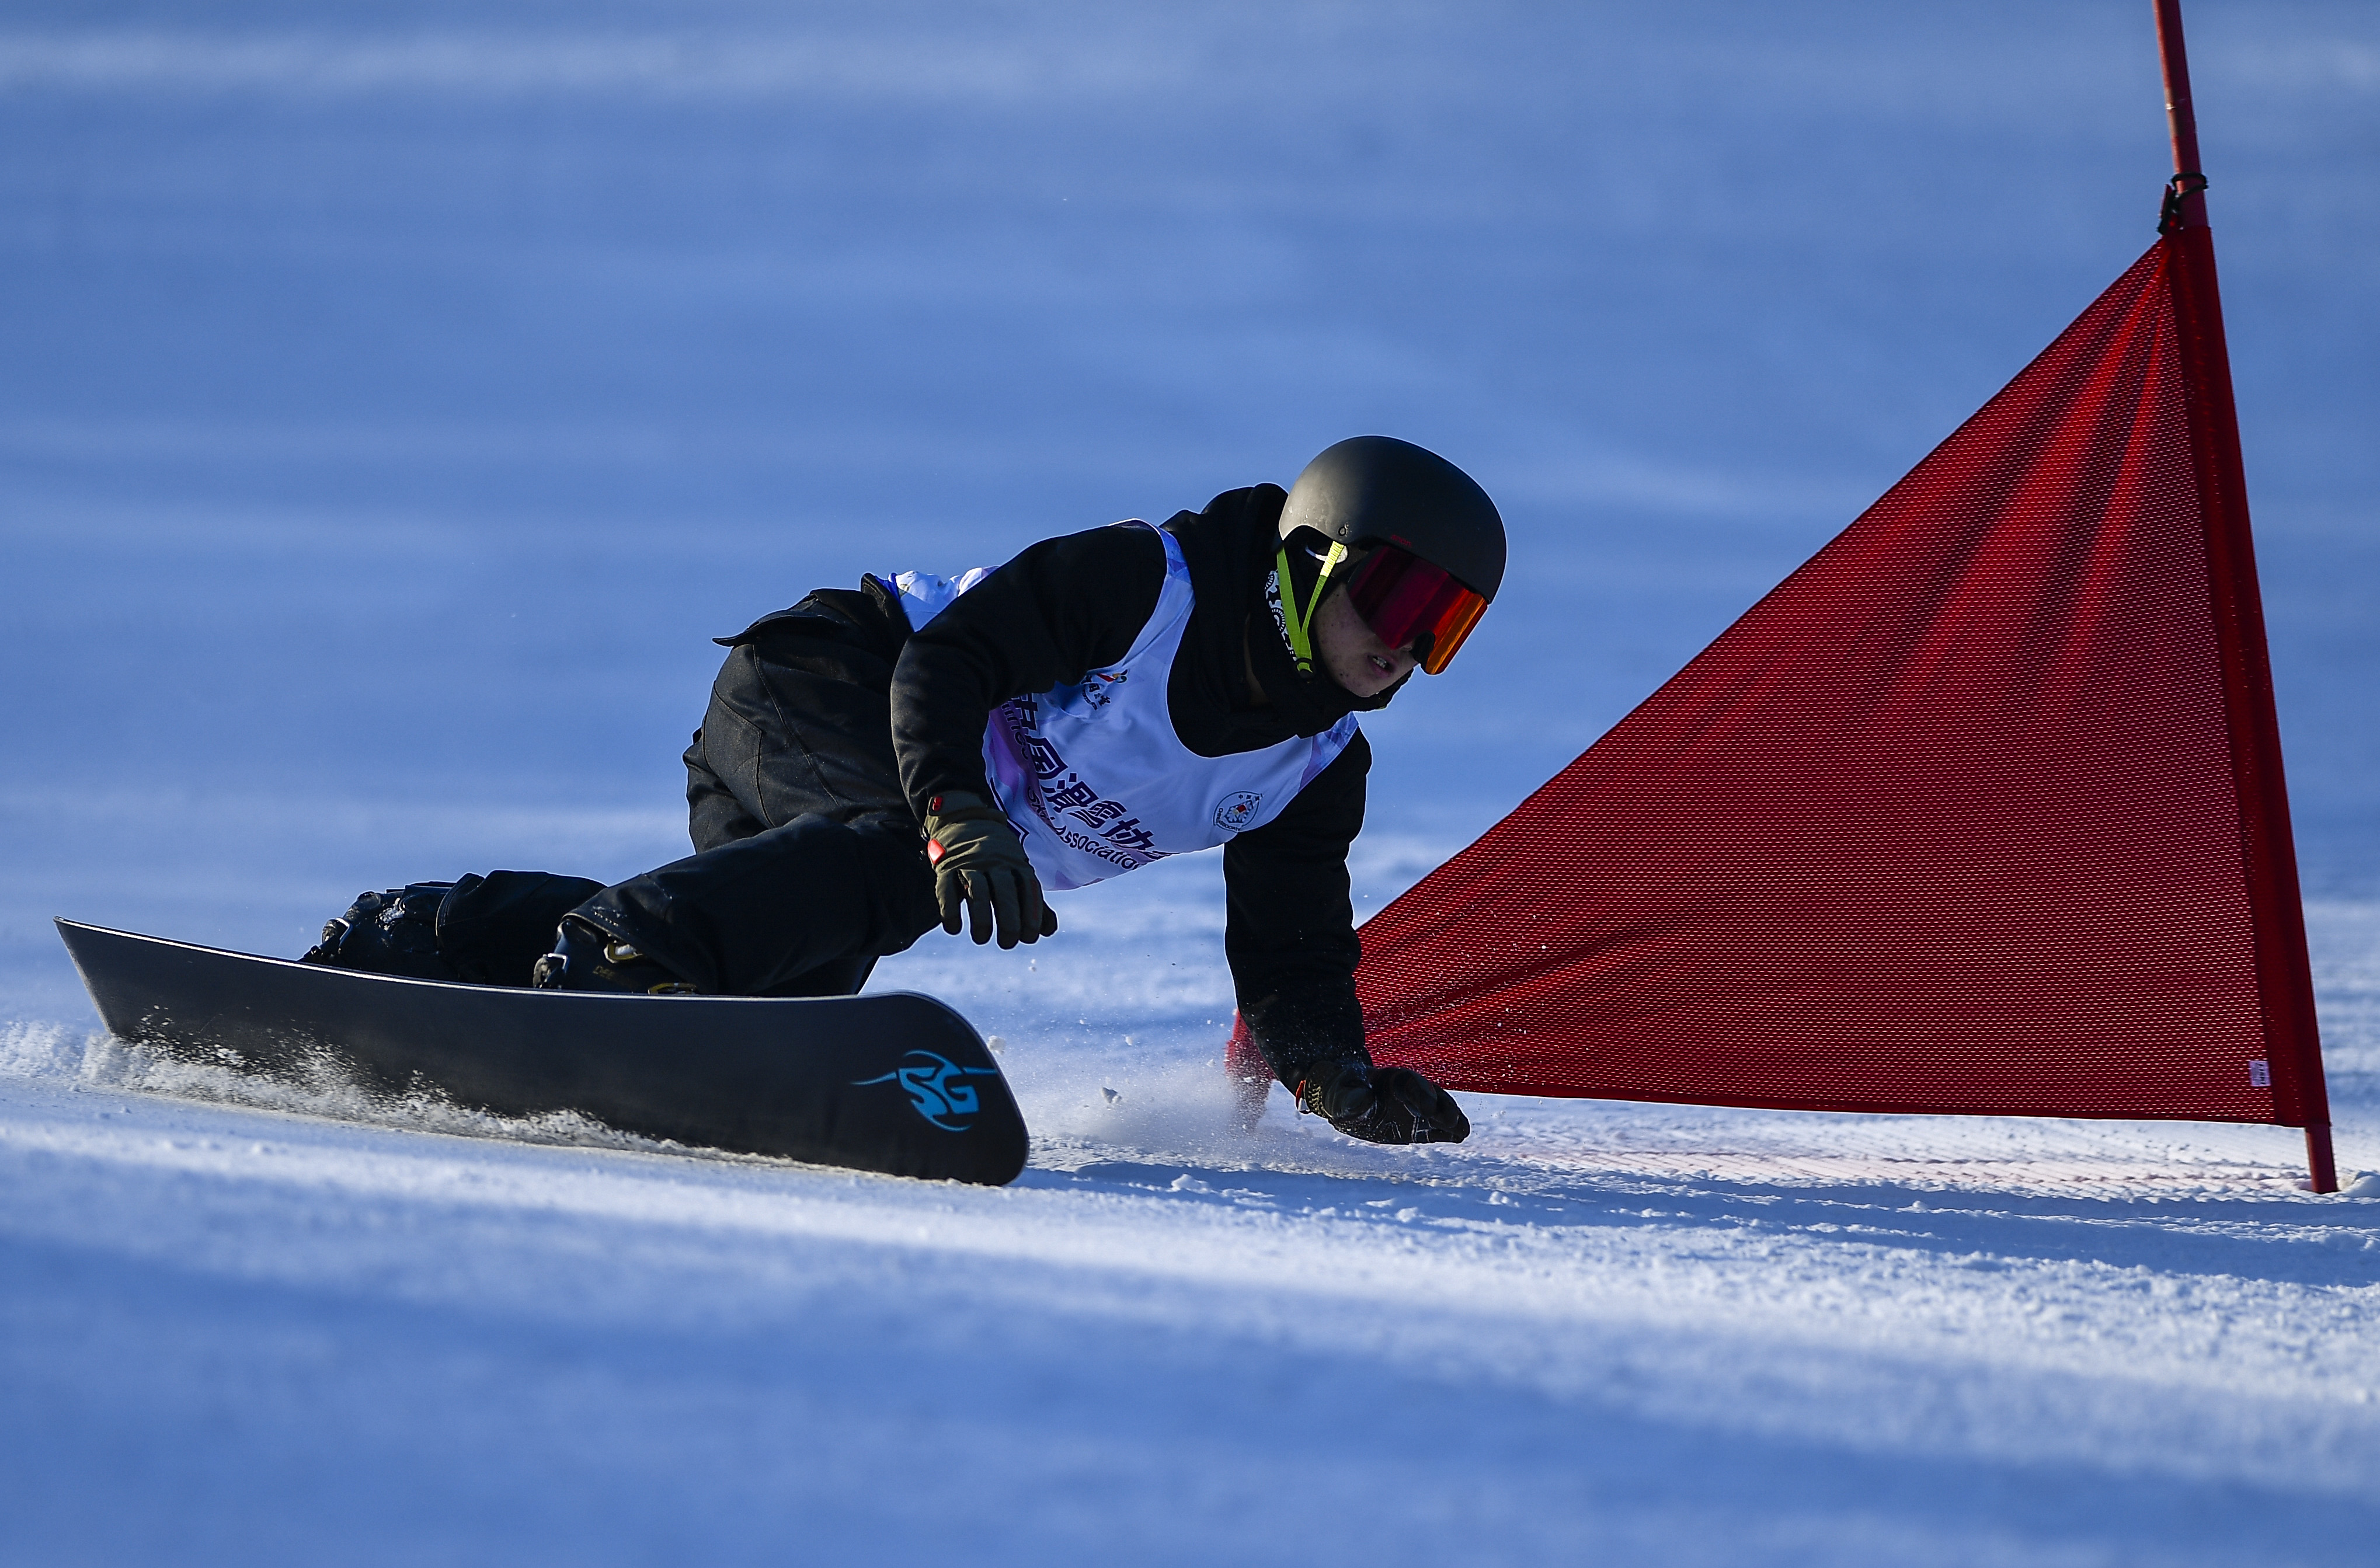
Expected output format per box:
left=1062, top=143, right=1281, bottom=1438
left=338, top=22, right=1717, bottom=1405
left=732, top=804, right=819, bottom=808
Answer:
left=1292, top=236, right=2325, bottom=1136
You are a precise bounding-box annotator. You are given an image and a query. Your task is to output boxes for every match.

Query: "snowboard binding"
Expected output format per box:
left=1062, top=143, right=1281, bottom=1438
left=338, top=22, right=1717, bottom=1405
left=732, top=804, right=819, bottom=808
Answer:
left=301, top=884, right=463, bottom=983
left=531, top=915, right=698, bottom=995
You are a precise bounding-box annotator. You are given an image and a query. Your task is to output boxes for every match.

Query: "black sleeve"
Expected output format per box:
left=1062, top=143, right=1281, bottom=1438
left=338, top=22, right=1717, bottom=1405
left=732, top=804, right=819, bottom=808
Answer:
left=1224, top=731, right=1372, bottom=1089
left=891, top=524, right=1167, bottom=816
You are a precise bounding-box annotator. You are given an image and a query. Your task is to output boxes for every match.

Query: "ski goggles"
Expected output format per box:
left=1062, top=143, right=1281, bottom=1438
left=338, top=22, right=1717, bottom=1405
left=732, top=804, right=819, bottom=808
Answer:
left=1344, top=545, right=1490, bottom=675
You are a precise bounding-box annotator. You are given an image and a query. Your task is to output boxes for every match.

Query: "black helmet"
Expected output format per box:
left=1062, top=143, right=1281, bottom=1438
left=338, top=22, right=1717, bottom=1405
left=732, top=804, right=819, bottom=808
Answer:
left=1273, top=436, right=1504, bottom=676
left=1278, top=435, right=1505, bottom=601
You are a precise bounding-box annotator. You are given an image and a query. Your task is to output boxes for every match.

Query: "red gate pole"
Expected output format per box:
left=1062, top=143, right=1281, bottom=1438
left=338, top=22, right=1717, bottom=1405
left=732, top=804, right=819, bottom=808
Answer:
left=2153, top=1, right=2209, bottom=228
left=2153, top=0, right=2337, bottom=1193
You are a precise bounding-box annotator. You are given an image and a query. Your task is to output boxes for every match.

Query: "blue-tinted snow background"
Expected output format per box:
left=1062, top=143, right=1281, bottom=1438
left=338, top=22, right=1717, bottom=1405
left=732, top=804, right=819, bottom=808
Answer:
left=4, top=4, right=2378, bottom=1564
left=5, top=0, right=2371, bottom=1006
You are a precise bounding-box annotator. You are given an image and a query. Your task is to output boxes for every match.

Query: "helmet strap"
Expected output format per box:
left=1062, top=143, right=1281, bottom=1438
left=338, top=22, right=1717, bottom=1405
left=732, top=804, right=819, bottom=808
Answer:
left=1273, top=540, right=1349, bottom=676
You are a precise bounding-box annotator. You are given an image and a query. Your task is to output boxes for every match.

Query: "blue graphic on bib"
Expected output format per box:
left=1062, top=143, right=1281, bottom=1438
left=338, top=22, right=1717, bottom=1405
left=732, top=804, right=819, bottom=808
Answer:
left=853, top=1050, right=1003, bottom=1133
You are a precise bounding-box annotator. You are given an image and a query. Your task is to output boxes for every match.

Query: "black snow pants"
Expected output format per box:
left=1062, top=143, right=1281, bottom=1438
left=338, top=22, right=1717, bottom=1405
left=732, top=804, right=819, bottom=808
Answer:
left=565, top=593, right=942, bottom=996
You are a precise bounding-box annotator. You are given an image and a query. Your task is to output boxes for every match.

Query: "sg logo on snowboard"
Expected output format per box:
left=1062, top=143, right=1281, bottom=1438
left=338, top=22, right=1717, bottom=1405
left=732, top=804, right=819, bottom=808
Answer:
left=854, top=1050, right=1004, bottom=1132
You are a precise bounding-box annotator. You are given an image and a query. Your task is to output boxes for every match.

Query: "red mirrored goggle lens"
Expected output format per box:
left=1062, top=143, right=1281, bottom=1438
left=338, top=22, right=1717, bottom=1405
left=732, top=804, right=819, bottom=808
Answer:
left=1345, top=546, right=1488, bottom=675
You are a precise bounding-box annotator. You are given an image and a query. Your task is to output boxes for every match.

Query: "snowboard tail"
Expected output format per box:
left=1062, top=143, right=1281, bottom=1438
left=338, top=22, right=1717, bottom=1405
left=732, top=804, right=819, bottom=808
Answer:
left=54, top=918, right=1028, bottom=1184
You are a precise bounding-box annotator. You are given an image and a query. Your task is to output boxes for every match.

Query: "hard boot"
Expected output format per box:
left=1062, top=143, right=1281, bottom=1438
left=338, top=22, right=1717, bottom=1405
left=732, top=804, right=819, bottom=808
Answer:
left=531, top=915, right=699, bottom=995
left=300, top=884, right=462, bottom=982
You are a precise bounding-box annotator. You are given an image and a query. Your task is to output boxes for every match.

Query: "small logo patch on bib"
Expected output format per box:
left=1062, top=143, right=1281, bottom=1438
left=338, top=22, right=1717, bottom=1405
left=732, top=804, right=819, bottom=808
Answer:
left=1215, top=791, right=1263, bottom=831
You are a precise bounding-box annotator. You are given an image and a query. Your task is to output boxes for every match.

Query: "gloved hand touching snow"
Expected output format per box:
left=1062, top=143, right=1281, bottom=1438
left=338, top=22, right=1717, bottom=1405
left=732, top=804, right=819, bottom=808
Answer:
left=923, top=790, right=1059, bottom=949
left=1299, top=1060, right=1471, bottom=1145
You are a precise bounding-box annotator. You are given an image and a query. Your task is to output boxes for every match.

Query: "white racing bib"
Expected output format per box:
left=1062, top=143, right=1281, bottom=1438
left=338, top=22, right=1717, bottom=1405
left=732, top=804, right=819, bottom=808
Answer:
left=886, top=524, right=1359, bottom=891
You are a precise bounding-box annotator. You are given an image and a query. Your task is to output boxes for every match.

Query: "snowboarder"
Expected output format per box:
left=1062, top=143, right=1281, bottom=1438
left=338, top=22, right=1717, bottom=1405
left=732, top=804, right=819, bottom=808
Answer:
left=308, top=436, right=1502, bottom=1145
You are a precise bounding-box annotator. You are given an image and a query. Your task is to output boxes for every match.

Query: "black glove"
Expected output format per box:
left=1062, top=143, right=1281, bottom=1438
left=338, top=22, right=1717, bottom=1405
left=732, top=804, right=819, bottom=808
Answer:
left=1299, top=1061, right=1471, bottom=1145
left=923, top=790, right=1059, bottom=949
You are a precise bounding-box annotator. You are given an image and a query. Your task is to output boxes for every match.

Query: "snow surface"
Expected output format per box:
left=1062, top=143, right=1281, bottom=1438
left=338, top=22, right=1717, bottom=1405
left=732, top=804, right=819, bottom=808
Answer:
left=5, top=2, right=2378, bottom=1562
left=6, top=895, right=2380, bottom=1564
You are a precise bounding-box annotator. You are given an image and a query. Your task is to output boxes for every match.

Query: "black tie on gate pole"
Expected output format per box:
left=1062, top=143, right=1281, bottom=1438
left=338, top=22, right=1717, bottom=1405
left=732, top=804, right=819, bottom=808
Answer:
left=2151, top=0, right=2339, bottom=1194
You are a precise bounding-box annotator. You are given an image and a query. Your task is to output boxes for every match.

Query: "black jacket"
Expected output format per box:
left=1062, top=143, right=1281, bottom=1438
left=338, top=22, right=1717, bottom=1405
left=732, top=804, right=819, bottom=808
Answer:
left=886, top=485, right=1375, bottom=1086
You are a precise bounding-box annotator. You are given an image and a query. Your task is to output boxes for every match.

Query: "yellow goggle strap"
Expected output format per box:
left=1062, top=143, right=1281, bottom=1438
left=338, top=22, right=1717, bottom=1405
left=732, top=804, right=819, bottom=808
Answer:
left=1275, top=541, right=1349, bottom=676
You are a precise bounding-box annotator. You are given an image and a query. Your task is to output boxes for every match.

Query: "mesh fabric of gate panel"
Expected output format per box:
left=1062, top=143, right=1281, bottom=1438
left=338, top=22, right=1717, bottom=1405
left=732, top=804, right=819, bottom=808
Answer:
left=1346, top=239, right=2320, bottom=1125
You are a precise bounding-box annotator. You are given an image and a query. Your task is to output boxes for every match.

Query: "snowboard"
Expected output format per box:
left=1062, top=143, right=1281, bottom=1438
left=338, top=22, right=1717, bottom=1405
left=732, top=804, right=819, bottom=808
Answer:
left=54, top=918, right=1029, bottom=1185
